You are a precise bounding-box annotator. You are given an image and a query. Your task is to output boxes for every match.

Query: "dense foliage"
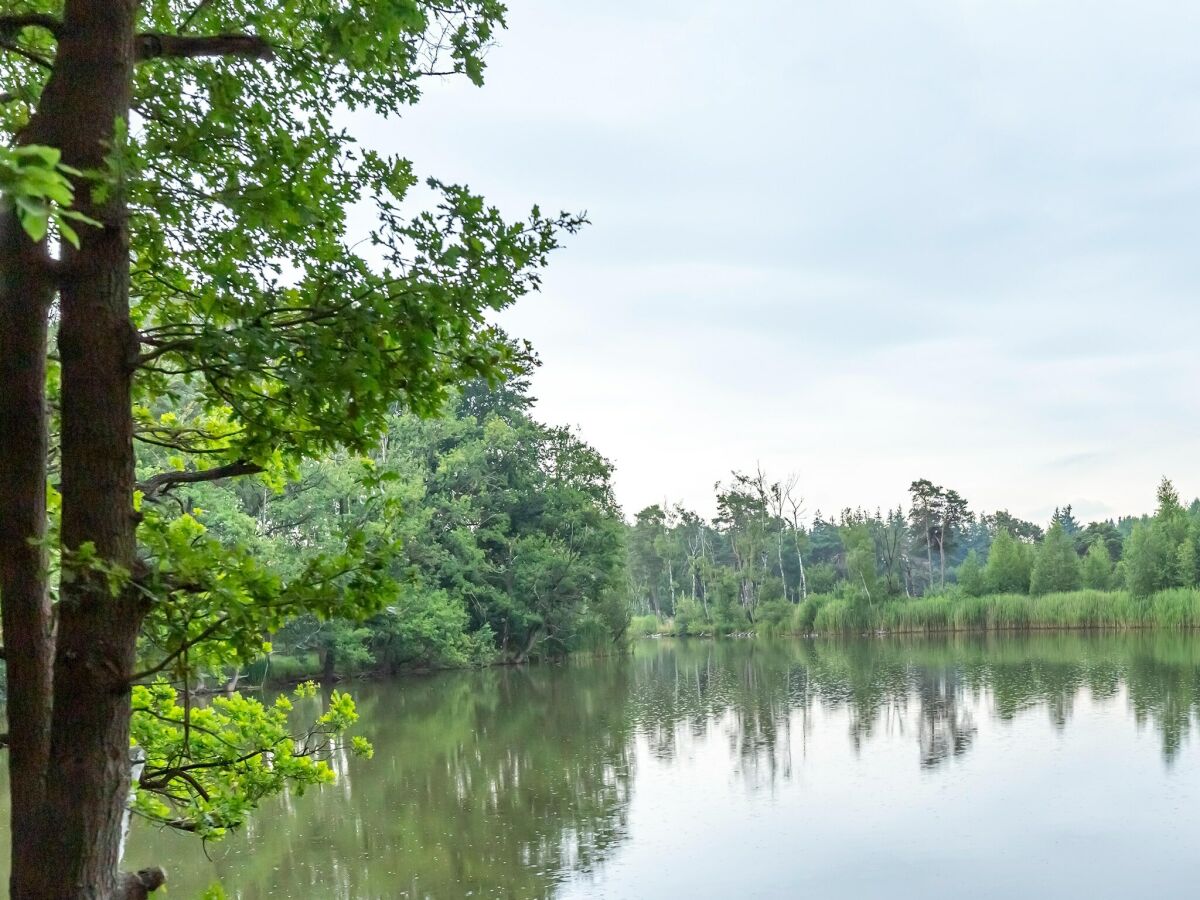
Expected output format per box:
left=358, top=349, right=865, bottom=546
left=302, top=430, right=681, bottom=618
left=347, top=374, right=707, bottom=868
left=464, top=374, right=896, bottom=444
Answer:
left=159, top=377, right=628, bottom=681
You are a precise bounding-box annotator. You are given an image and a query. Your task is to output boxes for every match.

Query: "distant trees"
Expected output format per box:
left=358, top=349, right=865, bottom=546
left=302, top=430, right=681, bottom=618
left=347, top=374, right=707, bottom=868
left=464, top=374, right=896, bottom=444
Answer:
left=629, top=475, right=1200, bottom=627
left=906, top=480, right=974, bottom=593
left=1121, top=478, right=1200, bottom=597
left=1079, top=520, right=1123, bottom=561
left=629, top=506, right=670, bottom=617
left=981, top=510, right=1044, bottom=543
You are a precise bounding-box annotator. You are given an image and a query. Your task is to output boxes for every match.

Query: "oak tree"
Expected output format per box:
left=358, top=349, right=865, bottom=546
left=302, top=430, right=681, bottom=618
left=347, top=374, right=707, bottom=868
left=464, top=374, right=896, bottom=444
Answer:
left=0, top=1, right=578, bottom=896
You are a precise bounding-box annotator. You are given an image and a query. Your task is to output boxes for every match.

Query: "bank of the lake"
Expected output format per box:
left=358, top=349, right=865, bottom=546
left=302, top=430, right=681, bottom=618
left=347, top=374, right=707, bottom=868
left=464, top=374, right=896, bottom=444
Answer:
left=636, top=587, right=1200, bottom=638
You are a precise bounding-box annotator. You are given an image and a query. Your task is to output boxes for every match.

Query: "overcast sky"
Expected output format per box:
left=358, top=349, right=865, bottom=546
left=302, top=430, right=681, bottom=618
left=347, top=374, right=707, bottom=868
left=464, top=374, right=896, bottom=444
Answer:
left=358, top=0, right=1200, bottom=525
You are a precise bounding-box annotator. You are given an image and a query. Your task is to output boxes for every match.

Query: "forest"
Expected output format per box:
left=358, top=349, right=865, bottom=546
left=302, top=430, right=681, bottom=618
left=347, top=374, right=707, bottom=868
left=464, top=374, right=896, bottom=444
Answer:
left=175, top=378, right=1200, bottom=685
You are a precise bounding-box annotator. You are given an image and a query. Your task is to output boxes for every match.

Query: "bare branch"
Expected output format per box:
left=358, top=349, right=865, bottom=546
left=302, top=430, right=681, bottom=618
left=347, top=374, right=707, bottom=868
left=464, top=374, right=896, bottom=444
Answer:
left=137, top=460, right=263, bottom=501
left=0, top=39, right=52, bottom=69
left=136, top=32, right=273, bottom=62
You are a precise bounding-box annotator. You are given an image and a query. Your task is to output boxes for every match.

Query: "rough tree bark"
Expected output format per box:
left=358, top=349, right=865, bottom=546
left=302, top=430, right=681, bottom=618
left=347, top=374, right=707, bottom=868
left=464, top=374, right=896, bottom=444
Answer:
left=0, top=3, right=297, bottom=896
left=1, top=1, right=149, bottom=896
left=0, top=190, right=55, bottom=900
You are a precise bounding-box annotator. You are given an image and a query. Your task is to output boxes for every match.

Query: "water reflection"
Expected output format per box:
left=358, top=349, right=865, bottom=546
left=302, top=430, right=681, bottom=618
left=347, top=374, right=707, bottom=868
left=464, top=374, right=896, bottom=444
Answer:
left=21, top=632, right=1200, bottom=897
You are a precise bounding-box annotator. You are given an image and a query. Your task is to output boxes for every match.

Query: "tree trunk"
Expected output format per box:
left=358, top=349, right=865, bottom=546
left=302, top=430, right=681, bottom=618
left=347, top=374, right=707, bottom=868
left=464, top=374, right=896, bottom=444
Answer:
left=0, top=203, right=55, bottom=900
left=925, top=530, right=933, bottom=595
left=514, top=626, right=543, bottom=664
left=13, top=1, right=148, bottom=896
left=796, top=543, right=807, bottom=601
left=938, top=537, right=946, bottom=591
left=776, top=530, right=788, bottom=600
left=321, top=645, right=337, bottom=682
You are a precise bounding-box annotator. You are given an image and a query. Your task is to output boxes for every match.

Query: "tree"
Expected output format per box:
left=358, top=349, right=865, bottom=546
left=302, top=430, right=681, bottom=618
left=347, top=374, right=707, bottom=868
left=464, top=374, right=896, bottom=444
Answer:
left=629, top=506, right=669, bottom=617
left=715, top=472, right=775, bottom=619
left=1051, top=505, right=1081, bottom=539
left=1120, top=478, right=1194, bottom=597
left=956, top=550, right=986, bottom=597
left=985, top=529, right=1032, bottom=594
left=1079, top=520, right=1123, bottom=561
left=908, top=479, right=942, bottom=594
left=874, top=507, right=908, bottom=597
left=1125, top=522, right=1175, bottom=598
left=937, top=489, right=972, bottom=590
left=1030, top=523, right=1082, bottom=595
left=841, top=524, right=879, bottom=605
left=1080, top=540, right=1114, bottom=591
left=981, top=510, right=1044, bottom=543
left=0, top=3, right=579, bottom=896
left=782, top=475, right=809, bottom=600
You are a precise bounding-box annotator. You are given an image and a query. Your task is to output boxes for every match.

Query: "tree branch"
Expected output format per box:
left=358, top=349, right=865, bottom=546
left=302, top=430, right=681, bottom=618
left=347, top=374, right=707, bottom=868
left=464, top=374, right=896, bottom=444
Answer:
left=137, top=460, right=263, bottom=501
left=129, top=615, right=231, bottom=683
left=116, top=867, right=167, bottom=900
left=136, top=32, right=273, bottom=62
left=180, top=0, right=217, bottom=31
left=0, top=39, right=52, bottom=69
left=0, top=13, right=62, bottom=37
left=142, top=747, right=268, bottom=783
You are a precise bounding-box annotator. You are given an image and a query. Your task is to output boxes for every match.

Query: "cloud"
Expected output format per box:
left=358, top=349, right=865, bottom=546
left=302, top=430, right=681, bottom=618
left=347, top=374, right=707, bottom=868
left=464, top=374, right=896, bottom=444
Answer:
left=353, top=0, right=1200, bottom=524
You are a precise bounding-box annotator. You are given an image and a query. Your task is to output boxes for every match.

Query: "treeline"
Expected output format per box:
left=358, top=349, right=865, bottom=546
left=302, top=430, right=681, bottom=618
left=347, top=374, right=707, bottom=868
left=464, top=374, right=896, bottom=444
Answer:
left=158, top=394, right=1200, bottom=677
left=147, top=378, right=629, bottom=678
left=629, top=473, right=1200, bottom=634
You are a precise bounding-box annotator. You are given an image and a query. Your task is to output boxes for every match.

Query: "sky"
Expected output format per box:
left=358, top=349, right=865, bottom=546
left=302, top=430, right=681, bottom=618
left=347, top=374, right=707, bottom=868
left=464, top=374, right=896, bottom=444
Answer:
left=357, top=0, right=1200, bottom=525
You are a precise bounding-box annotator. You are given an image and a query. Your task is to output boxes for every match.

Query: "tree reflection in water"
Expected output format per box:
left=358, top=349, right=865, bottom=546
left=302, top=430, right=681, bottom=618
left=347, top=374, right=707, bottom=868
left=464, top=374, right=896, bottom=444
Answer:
left=98, top=632, right=1200, bottom=898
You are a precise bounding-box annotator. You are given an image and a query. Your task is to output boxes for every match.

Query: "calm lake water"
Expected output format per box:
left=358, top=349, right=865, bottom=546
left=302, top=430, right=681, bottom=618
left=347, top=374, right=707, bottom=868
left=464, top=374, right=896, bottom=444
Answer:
left=10, top=633, right=1200, bottom=898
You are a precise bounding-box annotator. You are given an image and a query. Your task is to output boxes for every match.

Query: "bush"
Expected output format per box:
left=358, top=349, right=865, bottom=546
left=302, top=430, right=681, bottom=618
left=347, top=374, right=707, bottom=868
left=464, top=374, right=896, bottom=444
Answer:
left=792, top=594, right=833, bottom=633
left=674, top=599, right=705, bottom=636
left=754, top=599, right=793, bottom=636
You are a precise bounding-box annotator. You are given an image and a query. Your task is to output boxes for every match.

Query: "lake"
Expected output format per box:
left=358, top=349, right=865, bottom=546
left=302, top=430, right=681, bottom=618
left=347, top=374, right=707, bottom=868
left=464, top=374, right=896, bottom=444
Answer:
left=11, top=633, right=1200, bottom=898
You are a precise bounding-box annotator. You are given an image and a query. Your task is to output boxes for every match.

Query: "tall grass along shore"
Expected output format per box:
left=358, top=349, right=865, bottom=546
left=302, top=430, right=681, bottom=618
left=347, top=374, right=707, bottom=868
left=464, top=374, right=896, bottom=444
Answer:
left=633, top=588, right=1200, bottom=638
